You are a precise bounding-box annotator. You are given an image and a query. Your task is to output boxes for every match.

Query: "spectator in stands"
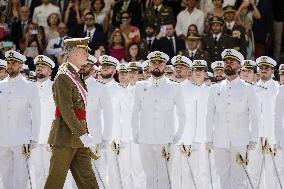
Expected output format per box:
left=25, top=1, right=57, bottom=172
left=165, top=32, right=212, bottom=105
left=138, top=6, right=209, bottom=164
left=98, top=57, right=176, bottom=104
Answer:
left=91, top=0, right=110, bottom=34
left=204, top=0, right=224, bottom=34
left=121, top=42, right=142, bottom=63
left=154, top=20, right=186, bottom=62
left=37, top=26, right=47, bottom=52
left=112, top=0, right=142, bottom=28
left=272, top=0, right=284, bottom=62
left=6, top=0, right=21, bottom=27
left=46, top=22, right=67, bottom=59
left=0, top=11, right=9, bottom=41
left=79, top=0, right=90, bottom=13
left=119, top=11, right=141, bottom=45
left=63, top=0, right=81, bottom=37
left=251, top=0, right=273, bottom=58
left=45, top=12, right=60, bottom=41
left=108, top=29, right=127, bottom=61
left=223, top=5, right=247, bottom=57
left=78, top=12, right=106, bottom=53
left=235, top=0, right=261, bottom=59
left=32, top=0, right=60, bottom=28
left=202, top=16, right=234, bottom=63
left=11, top=6, right=30, bottom=49
left=24, top=38, right=42, bottom=70
left=139, top=22, right=158, bottom=59
left=182, top=32, right=210, bottom=67
left=175, top=0, right=205, bottom=37
left=19, top=21, right=38, bottom=52
left=144, top=0, right=173, bottom=32
left=187, top=24, right=198, bottom=35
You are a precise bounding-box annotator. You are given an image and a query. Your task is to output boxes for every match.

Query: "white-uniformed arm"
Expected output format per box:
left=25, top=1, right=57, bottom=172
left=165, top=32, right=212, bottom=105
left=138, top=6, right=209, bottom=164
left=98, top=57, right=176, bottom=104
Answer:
left=173, top=84, right=186, bottom=141
left=28, top=82, right=41, bottom=142
left=100, top=85, right=113, bottom=141
left=274, top=87, right=284, bottom=145
left=131, top=84, right=142, bottom=141
left=247, top=85, right=260, bottom=142
left=206, top=85, right=217, bottom=143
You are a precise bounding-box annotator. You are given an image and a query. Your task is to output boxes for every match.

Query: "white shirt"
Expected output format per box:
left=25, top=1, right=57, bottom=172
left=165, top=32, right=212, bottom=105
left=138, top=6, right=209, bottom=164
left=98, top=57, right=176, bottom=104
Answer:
left=86, top=79, right=112, bottom=144
left=46, top=36, right=66, bottom=57
left=175, top=7, right=205, bottom=36
left=32, top=3, right=61, bottom=28
left=275, top=85, right=284, bottom=148
left=36, top=79, right=55, bottom=144
left=180, top=81, right=209, bottom=145
left=86, top=27, right=96, bottom=41
left=255, top=79, right=279, bottom=144
left=213, top=33, right=221, bottom=41
left=226, top=21, right=235, bottom=30
left=132, top=76, right=186, bottom=144
left=206, top=77, right=259, bottom=149
left=0, top=74, right=41, bottom=146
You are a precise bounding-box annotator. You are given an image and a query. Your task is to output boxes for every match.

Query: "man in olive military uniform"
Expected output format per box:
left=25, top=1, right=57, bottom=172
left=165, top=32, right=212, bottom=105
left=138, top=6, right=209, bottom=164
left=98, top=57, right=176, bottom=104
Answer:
left=202, top=16, right=234, bottom=63
left=181, top=32, right=211, bottom=70
left=223, top=5, right=247, bottom=57
left=144, top=0, right=173, bottom=32
left=44, top=37, right=99, bottom=189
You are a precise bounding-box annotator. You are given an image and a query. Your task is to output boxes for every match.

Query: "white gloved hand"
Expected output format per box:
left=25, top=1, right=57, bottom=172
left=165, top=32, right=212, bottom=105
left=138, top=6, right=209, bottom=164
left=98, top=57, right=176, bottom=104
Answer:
left=80, top=134, right=95, bottom=147
left=248, top=141, right=257, bottom=151
left=206, top=142, right=213, bottom=151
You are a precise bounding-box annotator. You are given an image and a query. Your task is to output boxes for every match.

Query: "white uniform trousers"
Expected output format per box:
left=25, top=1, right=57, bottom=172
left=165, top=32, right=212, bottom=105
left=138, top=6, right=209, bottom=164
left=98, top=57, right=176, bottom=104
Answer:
left=171, top=143, right=212, bottom=189
left=130, top=142, right=146, bottom=189
left=248, top=142, right=283, bottom=189
left=0, top=146, right=30, bottom=189
left=276, top=148, right=284, bottom=188
left=29, top=144, right=74, bottom=189
left=139, top=144, right=173, bottom=189
left=102, top=142, right=132, bottom=189
left=214, top=146, right=248, bottom=189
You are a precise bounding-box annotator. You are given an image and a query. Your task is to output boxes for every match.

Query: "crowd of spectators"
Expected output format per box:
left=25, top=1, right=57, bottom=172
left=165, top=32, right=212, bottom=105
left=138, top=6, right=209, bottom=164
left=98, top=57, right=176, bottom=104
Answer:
left=0, top=0, right=283, bottom=79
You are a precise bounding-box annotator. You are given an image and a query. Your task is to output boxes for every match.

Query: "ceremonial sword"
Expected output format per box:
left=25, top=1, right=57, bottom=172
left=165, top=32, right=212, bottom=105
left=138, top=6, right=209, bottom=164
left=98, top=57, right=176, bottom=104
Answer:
left=162, top=144, right=172, bottom=189
left=22, top=144, right=32, bottom=189
left=181, top=144, right=197, bottom=189
left=236, top=152, right=254, bottom=189
left=111, top=141, right=124, bottom=189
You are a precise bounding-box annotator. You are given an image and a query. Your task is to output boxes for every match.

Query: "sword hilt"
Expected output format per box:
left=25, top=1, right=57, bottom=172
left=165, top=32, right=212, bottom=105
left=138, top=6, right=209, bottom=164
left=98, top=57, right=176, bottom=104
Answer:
left=180, top=144, right=192, bottom=157
left=111, top=141, right=120, bottom=155
left=22, top=144, right=31, bottom=158
left=162, top=145, right=171, bottom=161
left=236, top=152, right=249, bottom=165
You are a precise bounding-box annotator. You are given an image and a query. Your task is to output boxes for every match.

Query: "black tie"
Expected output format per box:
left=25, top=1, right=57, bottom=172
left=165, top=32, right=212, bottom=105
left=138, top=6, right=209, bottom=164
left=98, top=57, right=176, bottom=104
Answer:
left=155, top=7, right=159, bottom=15
left=189, top=52, right=194, bottom=60
left=147, top=39, right=152, bottom=50
left=170, top=37, right=175, bottom=54
left=58, top=38, right=63, bottom=47
left=88, top=31, right=91, bottom=39
left=214, top=36, right=218, bottom=45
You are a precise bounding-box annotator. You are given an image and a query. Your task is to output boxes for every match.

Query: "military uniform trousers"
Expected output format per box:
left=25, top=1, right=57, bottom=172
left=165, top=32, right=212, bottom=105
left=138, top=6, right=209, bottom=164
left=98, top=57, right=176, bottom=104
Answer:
left=214, top=146, right=248, bottom=189
left=139, top=144, right=174, bottom=189
left=248, top=141, right=284, bottom=189
left=0, top=146, right=30, bottom=189
left=130, top=142, right=146, bottom=189
left=44, top=146, right=99, bottom=189
left=171, top=143, right=215, bottom=189
left=30, top=144, right=73, bottom=189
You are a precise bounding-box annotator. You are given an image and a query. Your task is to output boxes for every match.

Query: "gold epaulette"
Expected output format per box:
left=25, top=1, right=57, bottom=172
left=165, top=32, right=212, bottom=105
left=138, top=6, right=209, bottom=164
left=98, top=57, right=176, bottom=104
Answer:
left=55, top=63, right=68, bottom=79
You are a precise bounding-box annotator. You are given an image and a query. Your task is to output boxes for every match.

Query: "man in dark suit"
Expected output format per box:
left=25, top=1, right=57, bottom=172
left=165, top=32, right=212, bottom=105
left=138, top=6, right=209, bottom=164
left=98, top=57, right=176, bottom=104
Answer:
left=144, top=0, right=173, bottom=32
left=153, top=20, right=186, bottom=63
left=112, top=0, right=142, bottom=28
left=223, top=5, right=247, bottom=58
left=11, top=6, right=30, bottom=49
left=202, top=16, right=234, bottom=63
left=139, top=22, right=158, bottom=59
left=78, top=12, right=106, bottom=54
left=181, top=32, right=211, bottom=70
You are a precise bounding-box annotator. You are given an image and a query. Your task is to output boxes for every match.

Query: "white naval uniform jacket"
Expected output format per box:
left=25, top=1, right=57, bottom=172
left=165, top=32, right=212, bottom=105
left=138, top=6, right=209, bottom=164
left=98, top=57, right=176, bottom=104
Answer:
left=132, top=76, right=186, bottom=144
left=0, top=75, right=41, bottom=147
left=180, top=80, right=209, bottom=145
left=86, top=78, right=112, bottom=144
left=126, top=84, right=137, bottom=140
left=102, top=79, right=130, bottom=142
left=206, top=77, right=259, bottom=149
left=255, top=79, right=279, bottom=144
left=36, top=79, right=55, bottom=144
left=275, top=85, right=284, bottom=148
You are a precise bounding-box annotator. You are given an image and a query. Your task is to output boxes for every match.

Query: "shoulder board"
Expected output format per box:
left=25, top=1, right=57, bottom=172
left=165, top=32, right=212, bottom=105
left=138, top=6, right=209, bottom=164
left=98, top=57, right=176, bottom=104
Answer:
left=255, top=84, right=268, bottom=90
left=169, top=78, right=180, bottom=83
left=26, top=78, right=36, bottom=82
left=244, top=80, right=254, bottom=85
left=192, top=82, right=201, bottom=87
left=96, top=79, right=106, bottom=85
left=55, top=63, right=68, bottom=79
left=118, top=83, right=127, bottom=88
